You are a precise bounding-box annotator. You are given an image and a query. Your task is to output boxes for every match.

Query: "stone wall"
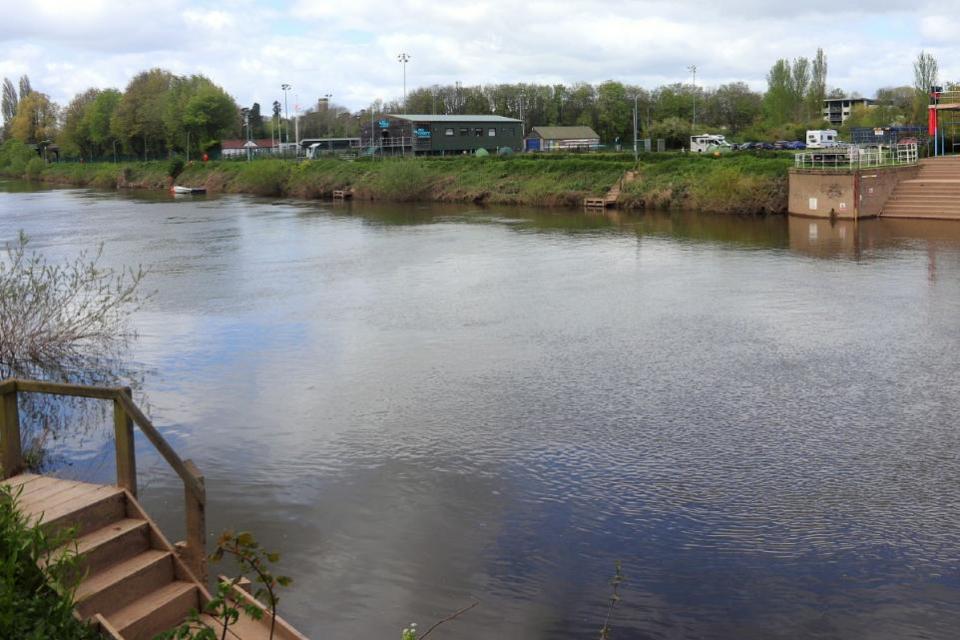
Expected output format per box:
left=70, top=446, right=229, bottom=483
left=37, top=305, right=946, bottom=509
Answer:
left=788, top=165, right=919, bottom=219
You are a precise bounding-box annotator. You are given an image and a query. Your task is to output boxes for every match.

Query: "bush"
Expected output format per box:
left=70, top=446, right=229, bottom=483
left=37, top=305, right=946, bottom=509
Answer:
left=0, top=484, right=98, bottom=639
left=168, top=157, right=185, bottom=179
left=234, top=160, right=290, bottom=196
left=0, top=140, right=37, bottom=175
left=0, top=232, right=147, bottom=373
left=24, top=157, right=45, bottom=181
left=372, top=159, right=432, bottom=201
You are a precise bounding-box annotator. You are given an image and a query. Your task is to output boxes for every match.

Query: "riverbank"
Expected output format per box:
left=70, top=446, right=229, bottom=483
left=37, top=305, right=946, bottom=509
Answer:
left=3, top=153, right=792, bottom=214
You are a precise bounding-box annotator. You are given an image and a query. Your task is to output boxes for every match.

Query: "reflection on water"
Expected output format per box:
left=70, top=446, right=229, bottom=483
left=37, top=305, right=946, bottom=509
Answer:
left=3, top=181, right=960, bottom=639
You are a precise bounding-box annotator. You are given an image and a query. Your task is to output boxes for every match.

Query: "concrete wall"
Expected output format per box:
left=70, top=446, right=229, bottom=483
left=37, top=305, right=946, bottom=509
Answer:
left=788, top=170, right=857, bottom=218
left=857, top=165, right=920, bottom=216
left=788, top=165, right=919, bottom=218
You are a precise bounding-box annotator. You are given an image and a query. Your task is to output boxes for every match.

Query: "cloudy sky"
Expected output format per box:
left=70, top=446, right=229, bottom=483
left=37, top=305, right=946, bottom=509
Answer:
left=0, top=0, right=956, bottom=113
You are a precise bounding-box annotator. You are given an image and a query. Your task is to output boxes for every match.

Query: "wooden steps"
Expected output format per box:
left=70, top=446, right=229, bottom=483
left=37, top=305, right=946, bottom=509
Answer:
left=2, top=473, right=299, bottom=639
left=584, top=170, right=638, bottom=209
left=882, top=158, right=960, bottom=219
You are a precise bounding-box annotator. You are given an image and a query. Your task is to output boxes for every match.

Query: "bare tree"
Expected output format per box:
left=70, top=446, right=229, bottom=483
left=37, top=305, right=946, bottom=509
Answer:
left=1, top=78, right=17, bottom=127
left=914, top=51, right=939, bottom=94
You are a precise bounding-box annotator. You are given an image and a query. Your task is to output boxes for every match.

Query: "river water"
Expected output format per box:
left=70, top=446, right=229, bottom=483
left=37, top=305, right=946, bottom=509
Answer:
left=2, top=182, right=960, bottom=639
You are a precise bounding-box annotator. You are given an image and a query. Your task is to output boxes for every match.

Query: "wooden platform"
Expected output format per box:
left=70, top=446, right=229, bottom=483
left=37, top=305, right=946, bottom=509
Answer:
left=332, top=189, right=352, bottom=200
left=0, top=379, right=308, bottom=640
left=2, top=473, right=306, bottom=640
left=1, top=473, right=305, bottom=639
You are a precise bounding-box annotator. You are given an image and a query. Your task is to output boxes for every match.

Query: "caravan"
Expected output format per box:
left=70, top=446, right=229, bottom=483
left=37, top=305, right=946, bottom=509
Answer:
left=689, top=134, right=732, bottom=153
left=806, top=130, right=840, bottom=149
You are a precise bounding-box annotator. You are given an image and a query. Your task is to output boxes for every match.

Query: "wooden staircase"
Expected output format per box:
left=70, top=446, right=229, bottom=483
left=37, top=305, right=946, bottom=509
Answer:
left=882, top=156, right=960, bottom=219
left=0, top=379, right=308, bottom=640
left=584, top=170, right=638, bottom=209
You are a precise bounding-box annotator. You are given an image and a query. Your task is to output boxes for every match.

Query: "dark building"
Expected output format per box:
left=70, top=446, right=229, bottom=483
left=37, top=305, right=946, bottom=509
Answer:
left=360, top=114, right=523, bottom=155
left=822, top=97, right=876, bottom=125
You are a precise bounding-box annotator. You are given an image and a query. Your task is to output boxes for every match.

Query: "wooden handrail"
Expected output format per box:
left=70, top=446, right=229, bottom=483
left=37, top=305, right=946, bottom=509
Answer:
left=2, top=378, right=204, bottom=504
left=0, top=377, right=208, bottom=579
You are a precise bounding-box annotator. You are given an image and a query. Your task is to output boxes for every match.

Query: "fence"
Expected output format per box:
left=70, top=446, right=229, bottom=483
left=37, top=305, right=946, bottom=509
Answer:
left=794, top=143, right=918, bottom=171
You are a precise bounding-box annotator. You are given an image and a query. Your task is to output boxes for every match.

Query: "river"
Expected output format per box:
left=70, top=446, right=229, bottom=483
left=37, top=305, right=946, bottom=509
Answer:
left=2, top=182, right=960, bottom=639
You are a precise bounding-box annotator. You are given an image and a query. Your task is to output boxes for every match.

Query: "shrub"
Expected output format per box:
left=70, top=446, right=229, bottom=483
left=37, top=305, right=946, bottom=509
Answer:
left=0, top=484, right=98, bottom=639
left=0, top=140, right=37, bottom=175
left=168, top=157, right=185, bottom=179
left=372, top=159, right=432, bottom=201
left=234, top=160, right=290, bottom=196
left=24, top=157, right=46, bottom=181
left=0, top=232, right=148, bottom=373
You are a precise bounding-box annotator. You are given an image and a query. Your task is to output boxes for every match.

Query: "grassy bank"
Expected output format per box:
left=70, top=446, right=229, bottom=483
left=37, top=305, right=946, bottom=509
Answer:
left=4, top=151, right=792, bottom=214
left=622, top=154, right=792, bottom=215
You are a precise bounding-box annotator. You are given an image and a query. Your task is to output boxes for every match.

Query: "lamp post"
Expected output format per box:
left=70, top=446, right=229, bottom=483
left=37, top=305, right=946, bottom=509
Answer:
left=687, top=64, right=697, bottom=131
left=397, top=53, right=410, bottom=113
left=632, top=93, right=639, bottom=161
left=240, top=107, right=251, bottom=161
left=281, top=83, right=291, bottom=148
left=518, top=92, right=526, bottom=138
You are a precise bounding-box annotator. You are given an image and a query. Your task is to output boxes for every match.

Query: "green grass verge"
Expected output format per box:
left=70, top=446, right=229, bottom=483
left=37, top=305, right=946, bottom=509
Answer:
left=3, top=151, right=791, bottom=214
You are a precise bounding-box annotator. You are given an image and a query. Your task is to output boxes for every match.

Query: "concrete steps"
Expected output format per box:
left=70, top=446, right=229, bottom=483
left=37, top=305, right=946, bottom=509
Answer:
left=882, top=159, right=960, bottom=219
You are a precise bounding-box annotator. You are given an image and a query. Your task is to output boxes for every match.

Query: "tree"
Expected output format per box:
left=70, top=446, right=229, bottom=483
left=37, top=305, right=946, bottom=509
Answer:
left=18, top=75, right=31, bottom=101
left=249, top=102, right=266, bottom=138
left=790, top=57, right=811, bottom=121
left=709, top=82, right=763, bottom=133
left=913, top=50, right=939, bottom=124
left=182, top=83, right=237, bottom=151
left=59, top=88, right=101, bottom=158
left=9, top=92, right=58, bottom=144
left=111, top=68, right=174, bottom=159
left=807, top=48, right=827, bottom=122
left=595, top=80, right=631, bottom=144
left=763, top=59, right=793, bottom=124
left=1, top=78, right=17, bottom=134
left=85, top=89, right=122, bottom=157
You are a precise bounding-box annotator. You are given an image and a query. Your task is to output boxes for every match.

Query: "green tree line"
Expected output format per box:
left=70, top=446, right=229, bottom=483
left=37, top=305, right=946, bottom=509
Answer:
left=0, top=50, right=948, bottom=159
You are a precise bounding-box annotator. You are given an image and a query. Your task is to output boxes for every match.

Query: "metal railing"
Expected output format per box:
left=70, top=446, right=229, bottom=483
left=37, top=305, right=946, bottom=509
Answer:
left=794, top=143, right=918, bottom=171
left=0, top=378, right=207, bottom=580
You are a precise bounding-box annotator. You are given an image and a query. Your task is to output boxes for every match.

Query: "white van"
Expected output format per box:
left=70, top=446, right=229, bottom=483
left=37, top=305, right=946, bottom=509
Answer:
left=689, top=134, right=732, bottom=153
left=806, top=130, right=839, bottom=149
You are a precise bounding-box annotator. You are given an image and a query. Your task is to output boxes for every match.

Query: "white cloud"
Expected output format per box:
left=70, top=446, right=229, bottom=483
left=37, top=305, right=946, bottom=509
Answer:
left=0, top=0, right=956, bottom=112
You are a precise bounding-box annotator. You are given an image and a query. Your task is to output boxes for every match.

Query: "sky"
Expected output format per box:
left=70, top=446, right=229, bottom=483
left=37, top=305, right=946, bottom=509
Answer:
left=0, top=0, right=957, bottom=114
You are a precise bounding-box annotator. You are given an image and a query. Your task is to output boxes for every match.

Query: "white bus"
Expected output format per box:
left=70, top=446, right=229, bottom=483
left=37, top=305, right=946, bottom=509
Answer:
left=806, top=130, right=840, bottom=149
left=689, top=134, right=732, bottom=153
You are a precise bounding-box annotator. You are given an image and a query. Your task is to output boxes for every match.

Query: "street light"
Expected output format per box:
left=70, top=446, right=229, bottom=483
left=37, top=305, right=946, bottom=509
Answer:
left=397, top=53, right=410, bottom=113
left=281, top=83, right=291, bottom=147
left=632, top=93, right=639, bottom=161
left=240, top=107, right=251, bottom=161
left=687, top=65, right=697, bottom=131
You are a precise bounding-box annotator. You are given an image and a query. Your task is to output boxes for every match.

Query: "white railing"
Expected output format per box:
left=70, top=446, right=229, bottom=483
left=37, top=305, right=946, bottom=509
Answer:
left=794, top=143, right=918, bottom=170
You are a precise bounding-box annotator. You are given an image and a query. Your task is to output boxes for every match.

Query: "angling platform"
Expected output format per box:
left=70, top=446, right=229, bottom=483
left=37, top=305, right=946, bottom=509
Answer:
left=0, top=379, right=307, bottom=640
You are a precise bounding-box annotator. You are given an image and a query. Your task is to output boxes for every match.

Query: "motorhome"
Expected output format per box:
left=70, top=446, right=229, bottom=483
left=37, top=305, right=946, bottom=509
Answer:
left=689, top=134, right=732, bottom=153
left=806, top=130, right=840, bottom=149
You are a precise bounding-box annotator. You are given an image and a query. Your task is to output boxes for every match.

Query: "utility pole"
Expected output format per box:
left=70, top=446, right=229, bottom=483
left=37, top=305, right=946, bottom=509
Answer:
left=687, top=65, right=697, bottom=131
left=519, top=93, right=526, bottom=138
left=281, top=84, right=291, bottom=149
left=632, top=93, right=639, bottom=161
left=397, top=53, right=410, bottom=113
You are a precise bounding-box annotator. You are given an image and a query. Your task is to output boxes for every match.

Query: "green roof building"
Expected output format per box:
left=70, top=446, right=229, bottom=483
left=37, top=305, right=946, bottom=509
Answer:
left=360, top=114, right=523, bottom=155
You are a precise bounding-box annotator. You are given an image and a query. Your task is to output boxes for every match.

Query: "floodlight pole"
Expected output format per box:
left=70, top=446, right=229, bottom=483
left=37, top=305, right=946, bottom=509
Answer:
left=687, top=65, right=697, bottom=130
left=397, top=53, right=410, bottom=113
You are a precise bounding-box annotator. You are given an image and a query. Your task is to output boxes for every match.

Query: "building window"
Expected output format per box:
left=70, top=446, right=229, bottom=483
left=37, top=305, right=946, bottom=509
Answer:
left=445, top=128, right=454, bottom=136
left=459, top=128, right=469, bottom=136
left=474, top=128, right=483, bottom=137
left=488, top=128, right=497, bottom=137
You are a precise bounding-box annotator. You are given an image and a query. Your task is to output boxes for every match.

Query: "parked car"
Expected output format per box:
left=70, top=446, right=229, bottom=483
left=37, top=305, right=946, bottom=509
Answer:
left=737, top=142, right=757, bottom=151
left=784, top=141, right=806, bottom=150
left=756, top=142, right=774, bottom=151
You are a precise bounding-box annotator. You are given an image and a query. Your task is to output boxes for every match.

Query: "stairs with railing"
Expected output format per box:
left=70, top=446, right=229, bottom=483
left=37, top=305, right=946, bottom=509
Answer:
left=882, top=156, right=960, bottom=219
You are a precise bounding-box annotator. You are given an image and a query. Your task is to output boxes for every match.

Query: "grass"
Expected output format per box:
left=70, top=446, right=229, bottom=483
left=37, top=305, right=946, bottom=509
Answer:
left=0, top=483, right=98, bottom=639
left=620, top=153, right=793, bottom=214
left=3, top=151, right=793, bottom=214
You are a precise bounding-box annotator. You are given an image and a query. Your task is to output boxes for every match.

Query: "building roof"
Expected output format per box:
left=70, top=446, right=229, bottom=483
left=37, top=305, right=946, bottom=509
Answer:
left=528, top=126, right=600, bottom=140
left=221, top=138, right=276, bottom=150
left=388, top=114, right=522, bottom=123
left=823, top=97, right=876, bottom=104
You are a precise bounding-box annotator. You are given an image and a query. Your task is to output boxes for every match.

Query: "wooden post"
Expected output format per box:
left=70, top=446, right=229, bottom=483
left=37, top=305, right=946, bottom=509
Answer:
left=184, top=459, right=207, bottom=582
left=113, top=388, right=137, bottom=497
left=0, top=387, right=22, bottom=479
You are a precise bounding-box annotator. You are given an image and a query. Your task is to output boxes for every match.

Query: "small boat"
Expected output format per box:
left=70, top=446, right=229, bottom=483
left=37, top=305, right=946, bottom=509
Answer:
left=171, top=185, right=206, bottom=194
